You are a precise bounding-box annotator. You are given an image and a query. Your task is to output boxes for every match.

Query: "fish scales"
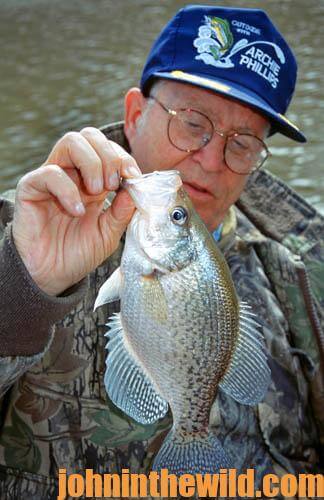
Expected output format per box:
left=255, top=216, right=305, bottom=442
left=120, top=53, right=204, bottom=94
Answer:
left=94, top=170, right=271, bottom=474
left=123, top=255, right=237, bottom=425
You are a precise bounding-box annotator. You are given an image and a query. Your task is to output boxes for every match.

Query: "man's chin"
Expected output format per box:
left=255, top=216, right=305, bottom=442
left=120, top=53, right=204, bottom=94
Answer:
left=194, top=207, right=222, bottom=232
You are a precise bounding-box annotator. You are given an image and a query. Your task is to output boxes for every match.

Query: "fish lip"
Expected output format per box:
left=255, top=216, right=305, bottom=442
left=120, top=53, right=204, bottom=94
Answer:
left=122, top=170, right=181, bottom=186
left=122, top=170, right=183, bottom=210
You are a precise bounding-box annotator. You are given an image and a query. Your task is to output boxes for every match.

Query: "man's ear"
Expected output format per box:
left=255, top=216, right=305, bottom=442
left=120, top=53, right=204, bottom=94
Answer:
left=124, top=87, right=146, bottom=143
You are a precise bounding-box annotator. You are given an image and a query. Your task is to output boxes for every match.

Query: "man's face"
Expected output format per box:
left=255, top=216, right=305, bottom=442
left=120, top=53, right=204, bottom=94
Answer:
left=125, top=81, right=270, bottom=231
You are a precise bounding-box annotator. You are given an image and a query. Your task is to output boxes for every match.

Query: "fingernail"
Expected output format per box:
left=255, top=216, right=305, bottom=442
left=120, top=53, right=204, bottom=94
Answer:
left=92, top=178, right=103, bottom=193
left=74, top=202, right=85, bottom=215
left=108, top=171, right=120, bottom=190
left=126, top=165, right=141, bottom=177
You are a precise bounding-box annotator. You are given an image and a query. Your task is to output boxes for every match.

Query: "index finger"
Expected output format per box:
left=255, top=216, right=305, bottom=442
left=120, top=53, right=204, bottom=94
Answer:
left=107, top=140, right=142, bottom=180
left=79, top=128, right=142, bottom=190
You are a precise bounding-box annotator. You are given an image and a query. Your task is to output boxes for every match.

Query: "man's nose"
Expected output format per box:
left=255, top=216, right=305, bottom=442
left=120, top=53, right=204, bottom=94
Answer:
left=191, top=132, right=227, bottom=173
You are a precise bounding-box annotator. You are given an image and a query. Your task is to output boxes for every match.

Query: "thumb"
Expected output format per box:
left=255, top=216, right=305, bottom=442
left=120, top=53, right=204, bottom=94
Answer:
left=102, top=189, right=135, bottom=250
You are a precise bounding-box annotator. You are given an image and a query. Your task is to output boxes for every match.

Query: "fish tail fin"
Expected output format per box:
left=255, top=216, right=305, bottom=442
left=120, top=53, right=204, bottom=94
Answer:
left=152, top=429, right=230, bottom=475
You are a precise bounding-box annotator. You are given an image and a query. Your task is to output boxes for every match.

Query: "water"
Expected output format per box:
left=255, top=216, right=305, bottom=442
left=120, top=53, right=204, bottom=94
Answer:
left=0, top=0, right=323, bottom=214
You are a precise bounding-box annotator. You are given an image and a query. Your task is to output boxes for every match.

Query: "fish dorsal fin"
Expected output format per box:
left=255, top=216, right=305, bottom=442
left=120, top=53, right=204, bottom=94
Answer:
left=94, top=267, right=123, bottom=311
left=219, top=303, right=271, bottom=405
left=104, top=313, right=169, bottom=424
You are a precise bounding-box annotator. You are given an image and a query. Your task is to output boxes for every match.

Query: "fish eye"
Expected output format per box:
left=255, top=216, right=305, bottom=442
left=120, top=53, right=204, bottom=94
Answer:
left=170, top=206, right=188, bottom=225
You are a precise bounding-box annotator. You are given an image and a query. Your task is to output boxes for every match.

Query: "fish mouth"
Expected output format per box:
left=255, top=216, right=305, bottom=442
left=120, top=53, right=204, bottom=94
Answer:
left=122, top=170, right=183, bottom=212
left=123, top=170, right=181, bottom=185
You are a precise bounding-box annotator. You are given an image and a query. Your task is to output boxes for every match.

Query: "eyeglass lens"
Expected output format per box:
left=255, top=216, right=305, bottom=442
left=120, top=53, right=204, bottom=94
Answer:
left=168, top=109, right=268, bottom=174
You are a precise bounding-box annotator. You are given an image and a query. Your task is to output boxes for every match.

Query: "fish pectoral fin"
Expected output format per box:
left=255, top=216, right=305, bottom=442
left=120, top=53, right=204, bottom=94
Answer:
left=219, top=302, right=271, bottom=405
left=93, top=267, right=123, bottom=311
left=141, top=275, right=168, bottom=324
left=104, top=313, right=169, bottom=425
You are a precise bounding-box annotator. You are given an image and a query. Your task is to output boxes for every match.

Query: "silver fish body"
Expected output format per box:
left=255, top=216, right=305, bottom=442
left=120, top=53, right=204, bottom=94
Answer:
left=94, top=170, right=270, bottom=474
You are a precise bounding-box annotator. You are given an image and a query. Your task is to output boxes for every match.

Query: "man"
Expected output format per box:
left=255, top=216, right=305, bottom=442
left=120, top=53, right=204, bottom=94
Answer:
left=0, top=5, right=323, bottom=498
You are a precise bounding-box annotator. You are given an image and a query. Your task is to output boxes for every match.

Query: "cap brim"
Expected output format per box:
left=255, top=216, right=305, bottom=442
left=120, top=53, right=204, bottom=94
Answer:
left=150, top=70, right=306, bottom=143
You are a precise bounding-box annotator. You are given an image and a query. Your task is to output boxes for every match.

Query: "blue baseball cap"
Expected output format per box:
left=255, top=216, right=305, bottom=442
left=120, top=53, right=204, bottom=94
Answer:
left=140, top=5, right=306, bottom=142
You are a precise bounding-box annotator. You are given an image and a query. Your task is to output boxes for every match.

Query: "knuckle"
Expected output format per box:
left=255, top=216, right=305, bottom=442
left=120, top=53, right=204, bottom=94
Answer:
left=42, top=163, right=57, bottom=173
left=17, top=166, right=49, bottom=188
left=62, top=130, right=80, bottom=144
left=16, top=173, right=30, bottom=191
left=41, top=164, right=62, bottom=178
left=80, top=126, right=100, bottom=138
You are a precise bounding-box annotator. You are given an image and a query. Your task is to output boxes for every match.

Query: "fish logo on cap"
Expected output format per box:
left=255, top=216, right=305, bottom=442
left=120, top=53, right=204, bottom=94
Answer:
left=193, top=16, right=234, bottom=64
left=194, top=15, right=286, bottom=86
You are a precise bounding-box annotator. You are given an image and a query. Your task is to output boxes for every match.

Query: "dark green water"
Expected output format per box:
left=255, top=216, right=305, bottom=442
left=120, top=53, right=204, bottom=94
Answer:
left=0, top=0, right=323, bottom=213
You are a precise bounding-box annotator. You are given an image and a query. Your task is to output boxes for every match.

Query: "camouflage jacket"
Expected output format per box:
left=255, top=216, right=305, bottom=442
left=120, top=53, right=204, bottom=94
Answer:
left=0, top=122, right=323, bottom=499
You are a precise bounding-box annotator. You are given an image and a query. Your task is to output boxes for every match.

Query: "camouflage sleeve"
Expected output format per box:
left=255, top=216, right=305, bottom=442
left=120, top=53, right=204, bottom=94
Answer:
left=0, top=345, right=50, bottom=399
left=0, top=195, right=89, bottom=395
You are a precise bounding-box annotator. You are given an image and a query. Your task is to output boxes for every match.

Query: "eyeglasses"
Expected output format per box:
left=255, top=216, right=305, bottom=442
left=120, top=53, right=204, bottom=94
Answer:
left=148, top=95, right=271, bottom=175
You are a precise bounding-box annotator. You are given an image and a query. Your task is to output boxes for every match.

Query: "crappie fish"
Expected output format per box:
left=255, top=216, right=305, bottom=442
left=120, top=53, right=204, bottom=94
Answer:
left=94, top=170, right=270, bottom=474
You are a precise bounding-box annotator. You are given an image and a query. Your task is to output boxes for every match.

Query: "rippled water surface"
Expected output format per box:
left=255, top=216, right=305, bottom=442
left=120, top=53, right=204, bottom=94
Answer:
left=0, top=0, right=323, bottom=213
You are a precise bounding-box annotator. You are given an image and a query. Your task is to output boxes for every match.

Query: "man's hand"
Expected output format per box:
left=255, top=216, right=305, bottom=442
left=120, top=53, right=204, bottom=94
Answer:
left=12, top=127, right=141, bottom=296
